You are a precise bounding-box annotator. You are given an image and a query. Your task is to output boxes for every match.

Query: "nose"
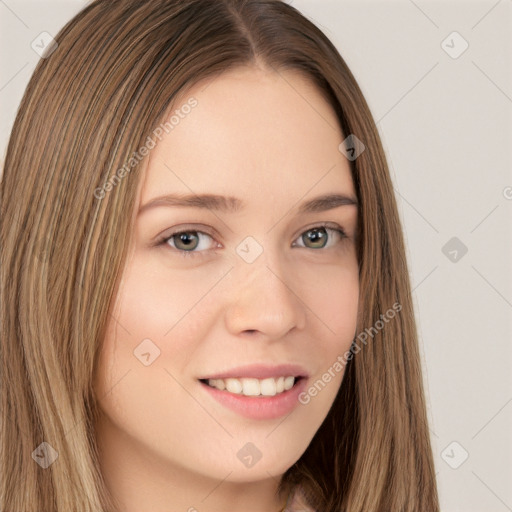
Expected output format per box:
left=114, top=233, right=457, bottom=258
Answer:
left=223, top=256, right=307, bottom=339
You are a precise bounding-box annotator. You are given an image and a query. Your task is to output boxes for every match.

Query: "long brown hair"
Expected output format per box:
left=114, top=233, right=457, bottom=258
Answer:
left=0, top=1, right=439, bottom=510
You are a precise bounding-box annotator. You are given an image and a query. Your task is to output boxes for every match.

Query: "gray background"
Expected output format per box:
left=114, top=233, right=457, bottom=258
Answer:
left=1, top=1, right=511, bottom=510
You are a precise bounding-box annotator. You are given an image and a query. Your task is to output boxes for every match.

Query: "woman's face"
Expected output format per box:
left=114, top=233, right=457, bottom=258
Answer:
left=94, top=66, right=359, bottom=491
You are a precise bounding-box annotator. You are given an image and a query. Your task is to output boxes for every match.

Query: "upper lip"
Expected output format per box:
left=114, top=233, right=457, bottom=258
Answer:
left=198, top=363, right=309, bottom=381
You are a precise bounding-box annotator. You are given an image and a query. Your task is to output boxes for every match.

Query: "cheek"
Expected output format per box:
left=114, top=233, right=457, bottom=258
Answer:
left=94, top=255, right=230, bottom=399
left=290, top=259, right=358, bottom=408
left=116, top=254, right=228, bottom=341
left=296, top=256, right=359, bottom=345
left=118, top=262, right=198, bottom=334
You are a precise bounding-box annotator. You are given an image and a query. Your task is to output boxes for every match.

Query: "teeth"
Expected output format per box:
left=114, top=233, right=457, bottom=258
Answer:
left=241, top=378, right=261, bottom=396
left=284, top=376, right=295, bottom=391
left=206, top=376, right=297, bottom=396
left=259, top=378, right=276, bottom=396
left=225, top=378, right=242, bottom=394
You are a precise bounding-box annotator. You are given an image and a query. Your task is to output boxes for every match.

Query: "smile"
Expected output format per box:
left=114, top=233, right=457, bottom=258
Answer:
left=201, top=376, right=298, bottom=397
left=198, top=376, right=307, bottom=420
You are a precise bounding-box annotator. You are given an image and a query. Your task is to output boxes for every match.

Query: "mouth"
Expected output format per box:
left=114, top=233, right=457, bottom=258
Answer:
left=198, top=375, right=305, bottom=398
left=197, top=368, right=309, bottom=420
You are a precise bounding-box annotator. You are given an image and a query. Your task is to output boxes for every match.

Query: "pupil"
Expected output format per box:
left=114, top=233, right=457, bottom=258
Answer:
left=176, top=232, right=198, bottom=250
left=305, top=227, right=327, bottom=248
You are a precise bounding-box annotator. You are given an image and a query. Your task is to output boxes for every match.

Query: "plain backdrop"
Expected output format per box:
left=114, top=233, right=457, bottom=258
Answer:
left=1, top=1, right=511, bottom=511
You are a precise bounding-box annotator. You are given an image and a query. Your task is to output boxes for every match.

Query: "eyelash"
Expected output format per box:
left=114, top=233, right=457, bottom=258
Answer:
left=157, top=222, right=347, bottom=259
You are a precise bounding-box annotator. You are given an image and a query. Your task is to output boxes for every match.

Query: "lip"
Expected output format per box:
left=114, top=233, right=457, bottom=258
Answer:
left=198, top=363, right=309, bottom=380
left=199, top=376, right=308, bottom=420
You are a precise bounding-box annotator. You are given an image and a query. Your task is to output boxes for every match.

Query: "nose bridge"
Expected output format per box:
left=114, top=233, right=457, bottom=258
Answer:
left=223, top=241, right=306, bottom=337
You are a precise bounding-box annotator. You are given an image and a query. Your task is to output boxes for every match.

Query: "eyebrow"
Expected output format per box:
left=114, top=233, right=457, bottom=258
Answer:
left=138, top=192, right=358, bottom=216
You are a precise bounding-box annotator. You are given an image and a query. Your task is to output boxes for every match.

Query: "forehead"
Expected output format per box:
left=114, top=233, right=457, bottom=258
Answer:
left=139, top=66, right=355, bottom=205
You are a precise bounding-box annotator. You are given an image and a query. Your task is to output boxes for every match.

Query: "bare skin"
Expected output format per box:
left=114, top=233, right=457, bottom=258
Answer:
left=93, top=64, right=359, bottom=512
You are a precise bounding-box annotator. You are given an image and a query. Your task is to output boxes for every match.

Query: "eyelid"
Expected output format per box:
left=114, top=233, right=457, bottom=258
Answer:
left=291, top=221, right=346, bottom=242
left=156, top=224, right=220, bottom=244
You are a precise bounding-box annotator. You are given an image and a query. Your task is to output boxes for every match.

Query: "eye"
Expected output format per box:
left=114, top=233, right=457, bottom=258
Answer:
left=292, top=223, right=347, bottom=250
left=161, top=229, right=218, bottom=258
left=157, top=222, right=347, bottom=258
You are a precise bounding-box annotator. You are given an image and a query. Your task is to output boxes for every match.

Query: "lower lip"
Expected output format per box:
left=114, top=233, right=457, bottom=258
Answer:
left=199, top=378, right=307, bottom=420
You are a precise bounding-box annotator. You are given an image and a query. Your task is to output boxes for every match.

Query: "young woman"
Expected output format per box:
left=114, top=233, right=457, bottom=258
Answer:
left=0, top=1, right=439, bottom=511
